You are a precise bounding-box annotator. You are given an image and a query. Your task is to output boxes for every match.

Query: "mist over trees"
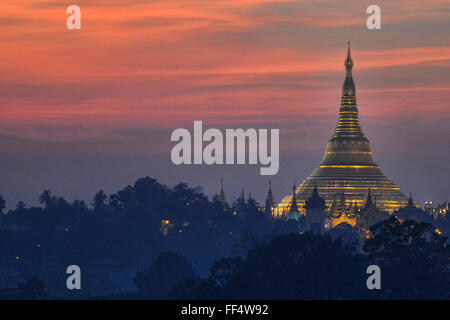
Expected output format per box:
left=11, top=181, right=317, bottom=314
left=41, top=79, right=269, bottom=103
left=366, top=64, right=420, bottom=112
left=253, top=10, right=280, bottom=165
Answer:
left=0, top=177, right=449, bottom=299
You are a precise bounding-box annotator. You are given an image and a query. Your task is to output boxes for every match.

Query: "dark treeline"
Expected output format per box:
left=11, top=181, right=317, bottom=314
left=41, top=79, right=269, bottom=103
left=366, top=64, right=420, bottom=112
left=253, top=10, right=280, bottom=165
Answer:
left=0, top=177, right=449, bottom=299
left=169, top=218, right=450, bottom=300
left=0, top=177, right=295, bottom=298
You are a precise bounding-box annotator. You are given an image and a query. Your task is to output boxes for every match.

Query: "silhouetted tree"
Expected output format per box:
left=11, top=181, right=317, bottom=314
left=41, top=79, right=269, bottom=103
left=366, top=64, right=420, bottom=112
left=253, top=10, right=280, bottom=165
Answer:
left=176, top=233, right=366, bottom=299
left=169, top=257, right=243, bottom=300
left=16, top=201, right=26, bottom=211
left=72, top=200, right=88, bottom=212
left=0, top=195, right=5, bottom=214
left=134, top=252, right=197, bottom=299
left=39, top=190, right=55, bottom=209
left=246, top=194, right=260, bottom=216
left=93, top=190, right=108, bottom=212
left=364, top=217, right=450, bottom=299
left=0, top=195, right=5, bottom=225
left=16, top=276, right=48, bottom=299
left=169, top=276, right=217, bottom=300
left=329, top=222, right=359, bottom=244
left=108, top=194, right=122, bottom=210
left=209, top=257, right=243, bottom=289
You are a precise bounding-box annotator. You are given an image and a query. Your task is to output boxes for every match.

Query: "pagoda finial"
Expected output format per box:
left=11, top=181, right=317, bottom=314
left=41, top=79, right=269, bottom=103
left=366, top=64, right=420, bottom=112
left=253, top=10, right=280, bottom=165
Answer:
left=365, top=187, right=374, bottom=208
left=305, top=179, right=325, bottom=210
left=289, top=180, right=299, bottom=216
left=347, top=41, right=351, bottom=58
left=312, top=179, right=319, bottom=196
left=218, top=178, right=227, bottom=207
left=346, top=41, right=352, bottom=67
left=237, top=188, right=245, bottom=208
left=407, top=192, right=415, bottom=207
left=342, top=42, right=355, bottom=96
left=291, top=180, right=297, bottom=203
left=265, top=179, right=275, bottom=216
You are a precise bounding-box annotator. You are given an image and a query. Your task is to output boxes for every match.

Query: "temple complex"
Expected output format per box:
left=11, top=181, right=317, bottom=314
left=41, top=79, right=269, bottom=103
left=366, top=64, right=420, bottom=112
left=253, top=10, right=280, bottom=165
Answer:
left=274, top=43, right=409, bottom=220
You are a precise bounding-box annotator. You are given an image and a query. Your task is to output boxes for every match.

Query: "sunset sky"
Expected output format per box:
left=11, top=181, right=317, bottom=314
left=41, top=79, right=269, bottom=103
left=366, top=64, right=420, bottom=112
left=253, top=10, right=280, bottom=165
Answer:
left=0, top=0, right=449, bottom=208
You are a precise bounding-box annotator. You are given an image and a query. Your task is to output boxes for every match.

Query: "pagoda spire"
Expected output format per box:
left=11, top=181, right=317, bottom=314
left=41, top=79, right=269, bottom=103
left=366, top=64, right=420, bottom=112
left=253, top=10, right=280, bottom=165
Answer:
left=235, top=188, right=246, bottom=215
left=305, top=180, right=325, bottom=210
left=218, top=178, right=227, bottom=207
left=311, top=180, right=320, bottom=198
left=331, top=42, right=366, bottom=141
left=343, top=41, right=355, bottom=96
left=265, top=180, right=275, bottom=216
left=407, top=192, right=415, bottom=208
left=291, top=182, right=298, bottom=209
left=274, top=43, right=409, bottom=216
left=365, top=187, right=374, bottom=208
left=288, top=181, right=299, bottom=220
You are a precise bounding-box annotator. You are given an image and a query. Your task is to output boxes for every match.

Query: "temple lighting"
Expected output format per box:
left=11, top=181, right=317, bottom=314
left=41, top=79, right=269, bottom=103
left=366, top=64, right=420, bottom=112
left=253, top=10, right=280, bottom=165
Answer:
left=274, top=43, right=409, bottom=218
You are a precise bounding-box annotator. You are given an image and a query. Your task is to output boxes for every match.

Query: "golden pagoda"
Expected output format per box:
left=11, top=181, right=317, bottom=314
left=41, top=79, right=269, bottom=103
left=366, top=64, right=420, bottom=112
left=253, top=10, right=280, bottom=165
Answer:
left=274, top=43, right=409, bottom=218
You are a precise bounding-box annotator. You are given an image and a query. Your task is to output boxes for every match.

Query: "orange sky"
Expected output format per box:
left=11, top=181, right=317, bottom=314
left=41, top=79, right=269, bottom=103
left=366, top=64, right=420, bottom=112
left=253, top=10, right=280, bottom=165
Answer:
left=0, top=0, right=449, bottom=141
left=0, top=0, right=448, bottom=207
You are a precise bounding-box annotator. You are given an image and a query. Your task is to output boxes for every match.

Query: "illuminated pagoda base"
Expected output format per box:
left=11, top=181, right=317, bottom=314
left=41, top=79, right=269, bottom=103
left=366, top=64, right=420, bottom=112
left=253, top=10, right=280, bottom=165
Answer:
left=274, top=43, right=409, bottom=219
